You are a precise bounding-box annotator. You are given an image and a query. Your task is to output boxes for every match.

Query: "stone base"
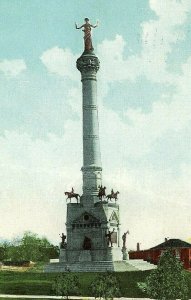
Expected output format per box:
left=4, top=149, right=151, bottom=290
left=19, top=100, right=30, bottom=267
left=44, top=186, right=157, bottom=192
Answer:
left=59, top=249, right=67, bottom=263
left=122, top=247, right=129, bottom=260
left=107, top=247, right=123, bottom=261
left=44, top=260, right=139, bottom=273
left=47, top=248, right=156, bottom=273
left=79, top=250, right=92, bottom=262
left=59, top=247, right=123, bottom=263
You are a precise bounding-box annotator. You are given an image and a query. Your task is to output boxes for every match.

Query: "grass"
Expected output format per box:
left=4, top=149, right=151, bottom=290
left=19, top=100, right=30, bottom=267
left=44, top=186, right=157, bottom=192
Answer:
left=0, top=268, right=191, bottom=298
left=0, top=269, right=149, bottom=297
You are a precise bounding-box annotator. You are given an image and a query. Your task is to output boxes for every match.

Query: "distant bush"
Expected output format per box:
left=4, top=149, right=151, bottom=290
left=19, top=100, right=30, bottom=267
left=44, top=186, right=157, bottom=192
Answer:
left=2, top=260, right=33, bottom=267
left=0, top=231, right=59, bottom=262
left=90, top=272, right=121, bottom=300
left=52, top=273, right=80, bottom=299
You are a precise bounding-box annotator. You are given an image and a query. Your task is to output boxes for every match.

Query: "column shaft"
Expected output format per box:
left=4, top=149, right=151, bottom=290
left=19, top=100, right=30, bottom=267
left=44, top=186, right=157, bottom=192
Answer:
left=77, top=54, right=102, bottom=197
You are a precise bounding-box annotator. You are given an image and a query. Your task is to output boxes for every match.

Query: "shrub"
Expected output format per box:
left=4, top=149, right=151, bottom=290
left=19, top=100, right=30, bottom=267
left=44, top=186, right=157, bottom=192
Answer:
left=52, top=273, right=80, bottom=299
left=138, top=249, right=189, bottom=300
left=90, top=272, right=121, bottom=300
left=1, top=232, right=59, bottom=263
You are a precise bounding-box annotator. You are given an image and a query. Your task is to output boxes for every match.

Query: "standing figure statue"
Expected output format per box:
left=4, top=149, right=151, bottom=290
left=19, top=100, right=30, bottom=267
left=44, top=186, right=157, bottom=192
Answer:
left=59, top=232, right=67, bottom=249
left=75, top=18, right=99, bottom=51
left=105, top=229, right=115, bottom=248
left=122, top=230, right=129, bottom=249
left=105, top=230, right=113, bottom=247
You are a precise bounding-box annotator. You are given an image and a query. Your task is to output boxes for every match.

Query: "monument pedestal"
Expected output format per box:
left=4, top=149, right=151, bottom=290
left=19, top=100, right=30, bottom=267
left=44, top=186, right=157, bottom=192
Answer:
left=59, top=249, right=67, bottom=263
left=122, top=247, right=129, bottom=260
left=79, top=250, right=92, bottom=262
left=107, top=247, right=123, bottom=261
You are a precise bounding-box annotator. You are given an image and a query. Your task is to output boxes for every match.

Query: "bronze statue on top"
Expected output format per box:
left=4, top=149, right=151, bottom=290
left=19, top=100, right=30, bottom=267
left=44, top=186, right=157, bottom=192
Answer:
left=75, top=18, right=99, bottom=52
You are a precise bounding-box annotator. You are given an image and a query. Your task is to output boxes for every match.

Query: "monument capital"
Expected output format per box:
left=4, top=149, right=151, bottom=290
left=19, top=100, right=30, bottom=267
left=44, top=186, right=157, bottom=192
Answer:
left=76, top=54, right=100, bottom=73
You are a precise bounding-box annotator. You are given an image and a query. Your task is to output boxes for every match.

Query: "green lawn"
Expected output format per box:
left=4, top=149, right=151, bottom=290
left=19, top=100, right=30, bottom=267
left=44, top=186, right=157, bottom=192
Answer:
left=0, top=270, right=148, bottom=297
left=0, top=269, right=191, bottom=298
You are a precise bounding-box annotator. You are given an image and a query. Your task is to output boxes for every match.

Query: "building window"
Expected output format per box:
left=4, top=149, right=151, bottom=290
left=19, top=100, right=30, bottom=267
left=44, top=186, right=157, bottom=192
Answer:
left=84, top=214, right=89, bottom=221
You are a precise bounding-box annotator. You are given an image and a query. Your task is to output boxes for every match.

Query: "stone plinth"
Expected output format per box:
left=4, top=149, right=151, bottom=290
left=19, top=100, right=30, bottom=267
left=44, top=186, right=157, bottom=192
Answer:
left=64, top=199, right=121, bottom=264
left=122, top=247, right=129, bottom=260
left=107, top=247, right=123, bottom=261
left=79, top=250, right=92, bottom=262
left=59, top=249, right=67, bottom=263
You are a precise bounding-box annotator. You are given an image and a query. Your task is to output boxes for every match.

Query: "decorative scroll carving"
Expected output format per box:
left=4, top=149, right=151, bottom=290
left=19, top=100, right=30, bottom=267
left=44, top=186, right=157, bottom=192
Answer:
left=77, top=55, right=100, bottom=73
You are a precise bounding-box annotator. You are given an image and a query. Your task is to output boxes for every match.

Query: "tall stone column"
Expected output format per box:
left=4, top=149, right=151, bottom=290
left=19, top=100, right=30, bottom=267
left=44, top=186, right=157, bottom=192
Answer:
left=77, top=53, right=102, bottom=199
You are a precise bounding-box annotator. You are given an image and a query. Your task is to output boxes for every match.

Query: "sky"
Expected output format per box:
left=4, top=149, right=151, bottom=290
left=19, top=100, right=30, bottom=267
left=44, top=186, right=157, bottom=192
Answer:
left=0, top=0, right=191, bottom=250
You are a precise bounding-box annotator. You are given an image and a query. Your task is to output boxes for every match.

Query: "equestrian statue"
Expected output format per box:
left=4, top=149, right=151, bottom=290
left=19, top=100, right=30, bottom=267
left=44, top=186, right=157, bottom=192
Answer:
left=97, top=185, right=106, bottom=201
left=106, top=189, right=120, bottom=202
left=65, top=187, right=80, bottom=203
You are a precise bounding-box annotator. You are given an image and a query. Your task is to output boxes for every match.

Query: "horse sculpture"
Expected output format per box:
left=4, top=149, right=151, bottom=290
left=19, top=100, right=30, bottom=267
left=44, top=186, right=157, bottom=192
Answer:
left=65, top=191, right=80, bottom=203
left=106, top=191, right=120, bottom=202
left=97, top=185, right=106, bottom=200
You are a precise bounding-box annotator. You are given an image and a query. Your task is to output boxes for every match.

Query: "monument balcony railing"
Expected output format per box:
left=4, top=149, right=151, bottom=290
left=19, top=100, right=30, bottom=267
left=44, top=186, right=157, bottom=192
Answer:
left=94, top=201, right=119, bottom=207
left=72, top=222, right=101, bottom=229
left=107, top=202, right=119, bottom=208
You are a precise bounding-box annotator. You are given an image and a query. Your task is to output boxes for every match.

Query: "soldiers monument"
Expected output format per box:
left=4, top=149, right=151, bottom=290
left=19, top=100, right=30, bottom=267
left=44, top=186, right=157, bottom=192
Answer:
left=46, top=19, right=130, bottom=272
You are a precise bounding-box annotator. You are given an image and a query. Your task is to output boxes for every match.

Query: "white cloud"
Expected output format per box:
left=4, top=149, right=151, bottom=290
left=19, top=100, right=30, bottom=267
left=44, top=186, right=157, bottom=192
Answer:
left=0, top=59, right=26, bottom=77
left=1, top=74, right=191, bottom=248
left=96, top=0, right=191, bottom=248
left=40, top=46, right=79, bottom=81
left=97, top=0, right=191, bottom=85
left=97, top=35, right=141, bottom=82
left=0, top=127, right=82, bottom=242
left=39, top=1, right=191, bottom=86
left=149, top=0, right=191, bottom=22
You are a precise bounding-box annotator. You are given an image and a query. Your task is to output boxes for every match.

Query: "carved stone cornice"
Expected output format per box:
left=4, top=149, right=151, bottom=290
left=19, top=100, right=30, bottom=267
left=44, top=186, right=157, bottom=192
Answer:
left=83, top=134, right=99, bottom=140
left=81, top=165, right=102, bottom=172
left=76, top=54, right=100, bottom=73
left=83, top=104, right=97, bottom=110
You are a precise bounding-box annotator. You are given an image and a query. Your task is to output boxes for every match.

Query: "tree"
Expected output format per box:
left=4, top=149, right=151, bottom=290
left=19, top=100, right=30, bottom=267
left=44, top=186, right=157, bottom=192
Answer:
left=52, top=273, right=80, bottom=299
left=0, top=241, right=9, bottom=261
left=19, top=232, right=59, bottom=261
left=3, top=231, right=59, bottom=262
left=90, top=272, right=121, bottom=300
left=138, top=249, right=189, bottom=300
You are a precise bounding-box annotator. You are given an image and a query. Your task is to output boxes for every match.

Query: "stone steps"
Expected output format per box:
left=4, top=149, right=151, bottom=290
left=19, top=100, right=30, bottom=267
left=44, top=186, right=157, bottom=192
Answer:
left=127, top=259, right=157, bottom=271
left=114, top=261, right=139, bottom=272
left=45, top=261, right=114, bottom=272
left=45, top=260, right=139, bottom=273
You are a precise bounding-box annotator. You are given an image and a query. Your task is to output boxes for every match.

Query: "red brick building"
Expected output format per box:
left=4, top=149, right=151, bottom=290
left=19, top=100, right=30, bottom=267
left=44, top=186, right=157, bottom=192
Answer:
left=129, top=239, right=191, bottom=270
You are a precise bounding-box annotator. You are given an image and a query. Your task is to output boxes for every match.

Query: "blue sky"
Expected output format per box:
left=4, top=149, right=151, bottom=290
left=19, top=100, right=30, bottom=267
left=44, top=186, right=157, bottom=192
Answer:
left=1, top=0, right=191, bottom=249
left=0, top=0, right=152, bottom=57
